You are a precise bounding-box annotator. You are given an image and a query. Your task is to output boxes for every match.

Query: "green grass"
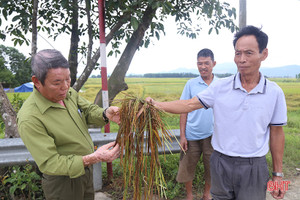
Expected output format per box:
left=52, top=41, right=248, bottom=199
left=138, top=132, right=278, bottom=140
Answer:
left=283, top=133, right=300, bottom=168
left=5, top=92, right=31, bottom=101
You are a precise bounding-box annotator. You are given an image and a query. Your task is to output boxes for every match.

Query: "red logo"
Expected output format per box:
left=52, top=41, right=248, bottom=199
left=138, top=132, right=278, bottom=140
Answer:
left=267, top=180, right=290, bottom=191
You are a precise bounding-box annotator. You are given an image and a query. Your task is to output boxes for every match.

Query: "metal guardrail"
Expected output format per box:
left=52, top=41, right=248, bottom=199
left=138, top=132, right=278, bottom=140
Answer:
left=0, top=129, right=181, bottom=191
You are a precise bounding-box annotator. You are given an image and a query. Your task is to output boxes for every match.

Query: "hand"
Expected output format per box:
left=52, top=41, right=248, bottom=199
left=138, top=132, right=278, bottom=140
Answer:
left=83, top=142, right=120, bottom=166
left=106, top=106, right=120, bottom=125
left=94, top=142, right=120, bottom=163
left=180, top=137, right=188, bottom=152
left=136, top=97, right=155, bottom=117
left=270, top=176, right=286, bottom=199
left=145, top=97, right=155, bottom=106
left=145, top=97, right=163, bottom=110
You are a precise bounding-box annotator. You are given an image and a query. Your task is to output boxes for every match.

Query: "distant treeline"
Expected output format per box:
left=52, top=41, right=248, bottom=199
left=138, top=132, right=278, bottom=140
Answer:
left=90, top=73, right=234, bottom=78
left=144, top=73, right=198, bottom=78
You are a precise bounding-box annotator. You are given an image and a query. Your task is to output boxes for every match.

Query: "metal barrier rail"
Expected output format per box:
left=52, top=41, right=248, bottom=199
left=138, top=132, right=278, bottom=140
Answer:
left=0, top=129, right=181, bottom=191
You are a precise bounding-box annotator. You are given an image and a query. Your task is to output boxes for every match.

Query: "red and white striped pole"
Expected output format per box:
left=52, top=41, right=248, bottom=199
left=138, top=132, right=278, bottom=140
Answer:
left=98, top=0, right=113, bottom=179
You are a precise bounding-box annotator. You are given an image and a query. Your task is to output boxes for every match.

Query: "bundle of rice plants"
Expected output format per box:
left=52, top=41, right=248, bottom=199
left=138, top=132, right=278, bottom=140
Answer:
left=114, top=94, right=179, bottom=200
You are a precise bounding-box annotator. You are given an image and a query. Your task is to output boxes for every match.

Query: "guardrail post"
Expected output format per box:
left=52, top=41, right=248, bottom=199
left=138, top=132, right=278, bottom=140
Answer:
left=93, top=162, right=102, bottom=191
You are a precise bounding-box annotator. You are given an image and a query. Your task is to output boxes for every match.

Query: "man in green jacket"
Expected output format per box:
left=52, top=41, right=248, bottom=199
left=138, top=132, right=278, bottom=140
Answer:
left=17, top=49, right=120, bottom=200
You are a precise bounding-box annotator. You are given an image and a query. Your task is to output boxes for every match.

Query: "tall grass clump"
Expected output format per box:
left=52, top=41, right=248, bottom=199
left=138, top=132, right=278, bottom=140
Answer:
left=114, top=94, right=180, bottom=200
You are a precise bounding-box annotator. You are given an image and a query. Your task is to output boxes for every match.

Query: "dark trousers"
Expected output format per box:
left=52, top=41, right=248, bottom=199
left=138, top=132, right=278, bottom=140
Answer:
left=210, top=151, right=269, bottom=200
left=42, top=166, right=94, bottom=200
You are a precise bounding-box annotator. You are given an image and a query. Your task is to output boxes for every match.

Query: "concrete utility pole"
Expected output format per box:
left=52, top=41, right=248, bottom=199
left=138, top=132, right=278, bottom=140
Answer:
left=239, top=0, right=247, bottom=29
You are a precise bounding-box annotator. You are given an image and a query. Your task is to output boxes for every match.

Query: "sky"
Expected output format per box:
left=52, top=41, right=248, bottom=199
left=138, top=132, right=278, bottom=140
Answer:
left=125, top=0, right=300, bottom=75
left=3, top=0, right=300, bottom=75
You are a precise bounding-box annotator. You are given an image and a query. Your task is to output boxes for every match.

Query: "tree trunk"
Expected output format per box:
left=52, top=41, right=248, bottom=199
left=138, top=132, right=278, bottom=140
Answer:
left=72, top=0, right=94, bottom=91
left=31, top=0, right=38, bottom=56
left=68, top=0, right=79, bottom=86
left=72, top=48, right=101, bottom=92
left=94, top=4, right=157, bottom=106
left=0, top=84, right=19, bottom=138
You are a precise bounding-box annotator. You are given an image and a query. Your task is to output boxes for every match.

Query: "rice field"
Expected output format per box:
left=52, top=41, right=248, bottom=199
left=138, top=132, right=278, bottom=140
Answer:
left=6, top=77, right=300, bottom=134
left=83, top=78, right=300, bottom=108
left=80, top=78, right=189, bottom=102
left=80, top=77, right=300, bottom=131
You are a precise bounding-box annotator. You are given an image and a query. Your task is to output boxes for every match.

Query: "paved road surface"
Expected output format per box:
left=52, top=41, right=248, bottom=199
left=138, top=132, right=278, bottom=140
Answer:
left=95, top=192, right=112, bottom=200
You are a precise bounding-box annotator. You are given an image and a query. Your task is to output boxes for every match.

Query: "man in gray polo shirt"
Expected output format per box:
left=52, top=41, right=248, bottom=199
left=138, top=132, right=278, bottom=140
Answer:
left=146, top=25, right=287, bottom=200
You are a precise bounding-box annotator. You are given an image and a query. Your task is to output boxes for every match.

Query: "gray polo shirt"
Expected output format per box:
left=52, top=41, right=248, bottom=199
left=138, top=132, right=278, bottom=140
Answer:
left=197, top=73, right=287, bottom=157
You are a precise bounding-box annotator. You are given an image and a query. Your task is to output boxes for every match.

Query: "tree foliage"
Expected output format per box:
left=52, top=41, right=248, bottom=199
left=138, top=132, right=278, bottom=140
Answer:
left=144, top=73, right=198, bottom=78
left=0, top=0, right=238, bottom=138
left=0, top=0, right=237, bottom=98
left=0, top=45, right=31, bottom=88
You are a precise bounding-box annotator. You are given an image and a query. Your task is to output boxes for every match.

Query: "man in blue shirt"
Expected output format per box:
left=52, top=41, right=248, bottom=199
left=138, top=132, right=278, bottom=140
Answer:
left=146, top=26, right=287, bottom=200
left=176, top=49, right=217, bottom=200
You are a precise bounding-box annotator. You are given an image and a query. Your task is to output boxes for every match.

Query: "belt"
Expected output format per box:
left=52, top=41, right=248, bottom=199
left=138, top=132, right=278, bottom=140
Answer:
left=214, top=150, right=266, bottom=164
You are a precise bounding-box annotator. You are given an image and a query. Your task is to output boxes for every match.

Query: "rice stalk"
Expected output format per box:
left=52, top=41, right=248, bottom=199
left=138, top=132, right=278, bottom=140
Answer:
left=114, top=93, right=180, bottom=200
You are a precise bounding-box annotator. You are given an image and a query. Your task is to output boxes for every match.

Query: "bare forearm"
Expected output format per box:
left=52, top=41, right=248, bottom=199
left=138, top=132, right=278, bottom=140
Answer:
left=270, top=126, right=285, bottom=172
left=180, top=113, right=188, bottom=151
left=152, top=96, right=202, bottom=114
left=180, top=113, right=187, bottom=137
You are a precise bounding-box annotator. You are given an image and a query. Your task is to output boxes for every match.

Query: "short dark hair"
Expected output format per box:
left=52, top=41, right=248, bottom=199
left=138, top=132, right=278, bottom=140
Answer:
left=233, top=25, right=268, bottom=53
left=31, top=49, right=69, bottom=85
left=197, top=48, right=214, bottom=62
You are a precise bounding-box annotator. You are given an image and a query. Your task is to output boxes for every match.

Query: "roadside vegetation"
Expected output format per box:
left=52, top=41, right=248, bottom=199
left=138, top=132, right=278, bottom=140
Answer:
left=1, top=77, right=299, bottom=199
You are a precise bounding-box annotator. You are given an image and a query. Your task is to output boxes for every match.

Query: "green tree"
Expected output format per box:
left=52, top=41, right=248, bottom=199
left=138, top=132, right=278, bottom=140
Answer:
left=0, top=67, right=15, bottom=88
left=0, top=0, right=237, bottom=104
left=0, top=45, right=31, bottom=87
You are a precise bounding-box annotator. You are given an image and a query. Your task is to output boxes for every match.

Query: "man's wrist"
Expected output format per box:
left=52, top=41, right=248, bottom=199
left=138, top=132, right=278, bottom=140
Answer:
left=272, top=172, right=284, bottom=177
left=83, top=155, right=92, bottom=167
left=102, top=108, right=109, bottom=123
left=83, top=153, right=99, bottom=167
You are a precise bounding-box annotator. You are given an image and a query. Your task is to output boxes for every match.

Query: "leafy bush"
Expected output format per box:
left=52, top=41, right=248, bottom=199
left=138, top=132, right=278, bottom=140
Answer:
left=11, top=93, right=26, bottom=113
left=1, top=165, right=44, bottom=199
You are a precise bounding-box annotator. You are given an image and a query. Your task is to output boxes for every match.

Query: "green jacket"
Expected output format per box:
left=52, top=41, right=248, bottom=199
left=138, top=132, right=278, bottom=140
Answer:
left=17, top=87, right=106, bottom=178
